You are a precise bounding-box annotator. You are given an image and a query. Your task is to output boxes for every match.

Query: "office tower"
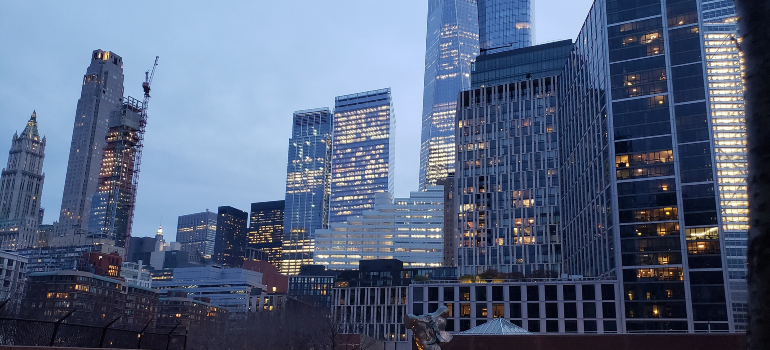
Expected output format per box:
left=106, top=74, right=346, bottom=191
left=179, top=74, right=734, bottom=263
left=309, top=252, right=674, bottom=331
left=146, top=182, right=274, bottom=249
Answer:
left=282, top=108, right=333, bottom=275
left=57, top=50, right=124, bottom=238
left=559, top=0, right=745, bottom=332
left=701, top=0, right=747, bottom=331
left=477, top=0, right=534, bottom=54
left=213, top=206, right=248, bottom=267
left=177, top=210, right=217, bottom=260
left=0, top=112, right=45, bottom=249
left=87, top=97, right=143, bottom=248
left=248, top=200, right=284, bottom=269
left=437, top=174, right=457, bottom=267
left=455, top=41, right=570, bottom=276
left=419, top=0, right=479, bottom=190
left=330, top=89, right=395, bottom=223
left=315, top=187, right=445, bottom=269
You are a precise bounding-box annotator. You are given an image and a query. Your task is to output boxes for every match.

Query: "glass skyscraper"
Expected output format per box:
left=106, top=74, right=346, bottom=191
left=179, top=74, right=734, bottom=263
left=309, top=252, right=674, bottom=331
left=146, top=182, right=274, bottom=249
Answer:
left=176, top=210, right=217, bottom=260
left=477, top=0, right=534, bottom=54
left=419, top=0, right=479, bottom=190
left=558, top=0, right=746, bottom=332
left=455, top=41, right=571, bottom=276
left=282, top=108, right=333, bottom=275
left=329, top=89, right=395, bottom=224
left=701, top=0, right=746, bottom=330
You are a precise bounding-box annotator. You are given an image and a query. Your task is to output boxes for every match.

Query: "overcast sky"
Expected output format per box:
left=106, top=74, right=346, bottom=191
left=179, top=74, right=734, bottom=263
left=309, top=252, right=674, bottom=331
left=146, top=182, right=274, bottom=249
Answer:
left=0, top=0, right=593, bottom=240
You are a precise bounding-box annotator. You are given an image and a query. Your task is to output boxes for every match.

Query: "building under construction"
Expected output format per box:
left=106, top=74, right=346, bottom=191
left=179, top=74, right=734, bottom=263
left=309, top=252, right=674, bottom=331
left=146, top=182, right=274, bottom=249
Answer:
left=87, top=96, right=143, bottom=248
left=87, top=57, right=158, bottom=250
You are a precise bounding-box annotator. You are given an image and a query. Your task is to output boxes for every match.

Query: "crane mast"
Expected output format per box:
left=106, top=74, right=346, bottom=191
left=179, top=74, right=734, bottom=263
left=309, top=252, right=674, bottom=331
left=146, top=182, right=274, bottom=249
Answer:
left=125, top=56, right=158, bottom=251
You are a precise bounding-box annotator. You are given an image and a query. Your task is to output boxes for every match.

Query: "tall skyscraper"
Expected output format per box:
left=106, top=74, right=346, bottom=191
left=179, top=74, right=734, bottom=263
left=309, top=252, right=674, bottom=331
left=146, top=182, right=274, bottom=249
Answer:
left=419, top=0, right=479, bottom=190
left=177, top=210, right=217, bottom=260
left=329, top=89, right=395, bottom=223
left=701, top=0, right=747, bottom=331
left=57, top=50, right=124, bottom=238
left=477, top=0, right=534, bottom=54
left=248, top=200, right=284, bottom=270
left=282, top=108, right=333, bottom=275
left=558, top=0, right=746, bottom=332
left=455, top=41, right=570, bottom=276
left=213, top=206, right=248, bottom=267
left=87, top=97, right=143, bottom=248
left=0, top=112, right=45, bottom=249
left=315, top=187, right=445, bottom=269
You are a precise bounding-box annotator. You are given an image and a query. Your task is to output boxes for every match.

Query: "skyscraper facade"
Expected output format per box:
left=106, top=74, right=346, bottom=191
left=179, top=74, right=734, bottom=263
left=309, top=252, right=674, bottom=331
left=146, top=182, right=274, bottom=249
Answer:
left=282, top=108, right=333, bottom=275
left=248, top=200, right=284, bottom=270
left=213, top=206, right=248, bottom=267
left=315, top=187, right=445, bottom=269
left=700, top=0, right=747, bottom=330
left=477, top=0, right=534, bottom=54
left=87, top=97, right=143, bottom=248
left=176, top=210, right=217, bottom=260
left=0, top=112, right=45, bottom=249
left=455, top=41, right=569, bottom=276
left=57, top=50, right=124, bottom=238
left=419, top=0, right=479, bottom=190
left=329, top=89, right=395, bottom=223
left=558, top=0, right=745, bottom=332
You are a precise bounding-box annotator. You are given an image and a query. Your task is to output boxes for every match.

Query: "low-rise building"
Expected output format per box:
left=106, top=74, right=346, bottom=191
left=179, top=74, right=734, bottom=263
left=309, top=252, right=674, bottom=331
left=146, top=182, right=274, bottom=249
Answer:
left=21, top=270, right=158, bottom=328
left=17, top=241, right=124, bottom=273
left=153, top=266, right=265, bottom=318
left=0, top=250, right=27, bottom=310
left=289, top=265, right=336, bottom=309
left=408, top=280, right=623, bottom=334
left=330, top=260, right=456, bottom=350
left=157, top=291, right=227, bottom=332
left=121, top=261, right=152, bottom=288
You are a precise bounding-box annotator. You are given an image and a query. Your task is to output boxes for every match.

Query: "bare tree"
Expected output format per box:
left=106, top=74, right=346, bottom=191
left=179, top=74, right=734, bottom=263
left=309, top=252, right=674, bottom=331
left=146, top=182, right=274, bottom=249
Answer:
left=734, top=1, right=770, bottom=349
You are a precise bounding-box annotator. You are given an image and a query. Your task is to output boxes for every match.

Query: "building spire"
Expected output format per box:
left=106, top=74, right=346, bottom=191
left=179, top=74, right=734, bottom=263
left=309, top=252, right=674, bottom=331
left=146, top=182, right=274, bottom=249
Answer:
left=21, top=110, right=40, bottom=140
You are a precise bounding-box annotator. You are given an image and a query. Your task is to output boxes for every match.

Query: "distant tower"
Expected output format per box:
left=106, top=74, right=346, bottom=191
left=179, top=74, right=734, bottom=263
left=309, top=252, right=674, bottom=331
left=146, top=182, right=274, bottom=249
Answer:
left=0, top=112, right=46, bottom=249
left=57, top=50, right=124, bottom=238
left=87, top=97, right=143, bottom=248
left=177, top=210, right=218, bottom=260
left=248, top=200, right=284, bottom=270
left=281, top=108, right=333, bottom=275
left=419, top=0, right=479, bottom=190
left=477, top=0, right=533, bottom=54
left=330, top=89, right=395, bottom=223
left=214, top=206, right=248, bottom=267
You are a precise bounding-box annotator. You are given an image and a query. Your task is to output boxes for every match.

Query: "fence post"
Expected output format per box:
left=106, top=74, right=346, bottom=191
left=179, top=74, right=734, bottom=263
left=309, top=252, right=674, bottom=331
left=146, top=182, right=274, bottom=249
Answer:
left=99, top=316, right=122, bottom=347
left=49, top=309, right=76, bottom=346
left=165, top=322, right=180, bottom=350
left=0, top=299, right=10, bottom=311
left=137, top=318, right=154, bottom=349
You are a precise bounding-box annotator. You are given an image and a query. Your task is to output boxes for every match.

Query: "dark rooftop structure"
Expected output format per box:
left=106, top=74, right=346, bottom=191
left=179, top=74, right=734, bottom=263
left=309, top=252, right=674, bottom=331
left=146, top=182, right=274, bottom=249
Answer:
left=471, top=39, right=572, bottom=88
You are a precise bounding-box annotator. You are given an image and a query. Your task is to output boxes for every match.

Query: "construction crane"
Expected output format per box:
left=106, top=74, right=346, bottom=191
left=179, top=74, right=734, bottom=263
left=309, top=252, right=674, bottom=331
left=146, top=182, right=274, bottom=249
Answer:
left=125, top=56, right=158, bottom=251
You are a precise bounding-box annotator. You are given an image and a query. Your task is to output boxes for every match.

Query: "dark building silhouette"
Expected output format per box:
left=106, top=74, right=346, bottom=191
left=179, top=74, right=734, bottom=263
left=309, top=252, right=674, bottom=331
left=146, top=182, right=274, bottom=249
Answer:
left=213, top=206, right=248, bottom=267
left=248, top=200, right=284, bottom=270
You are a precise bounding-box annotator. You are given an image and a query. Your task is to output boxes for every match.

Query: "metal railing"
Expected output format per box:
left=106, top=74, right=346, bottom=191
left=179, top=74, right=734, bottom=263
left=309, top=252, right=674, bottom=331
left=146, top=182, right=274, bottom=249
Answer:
left=0, top=314, right=186, bottom=350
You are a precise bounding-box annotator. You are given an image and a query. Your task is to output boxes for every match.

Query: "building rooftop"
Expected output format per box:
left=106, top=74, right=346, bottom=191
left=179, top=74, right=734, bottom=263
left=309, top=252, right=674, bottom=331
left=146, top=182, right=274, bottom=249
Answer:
left=459, top=318, right=531, bottom=335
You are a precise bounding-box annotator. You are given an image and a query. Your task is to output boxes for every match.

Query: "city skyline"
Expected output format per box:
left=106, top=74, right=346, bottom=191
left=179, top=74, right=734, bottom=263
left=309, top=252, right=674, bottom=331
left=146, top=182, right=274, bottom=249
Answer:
left=0, top=1, right=595, bottom=239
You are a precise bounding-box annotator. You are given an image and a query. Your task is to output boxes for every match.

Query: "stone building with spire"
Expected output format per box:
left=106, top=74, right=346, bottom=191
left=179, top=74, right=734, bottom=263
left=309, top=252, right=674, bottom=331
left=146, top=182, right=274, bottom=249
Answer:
left=0, top=111, right=46, bottom=249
